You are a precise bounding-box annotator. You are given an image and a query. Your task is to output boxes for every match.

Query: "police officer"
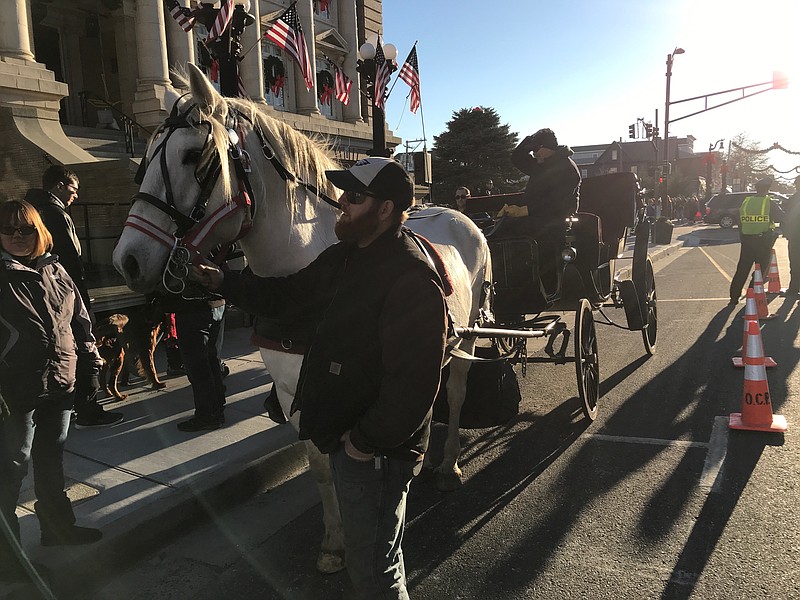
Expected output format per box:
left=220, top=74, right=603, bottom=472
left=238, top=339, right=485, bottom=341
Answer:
left=729, top=177, right=784, bottom=304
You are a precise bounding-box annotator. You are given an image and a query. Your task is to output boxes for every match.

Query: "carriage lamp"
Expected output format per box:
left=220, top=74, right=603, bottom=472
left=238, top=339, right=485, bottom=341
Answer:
left=356, top=34, right=398, bottom=156
left=192, top=0, right=255, bottom=98
left=561, top=246, right=577, bottom=263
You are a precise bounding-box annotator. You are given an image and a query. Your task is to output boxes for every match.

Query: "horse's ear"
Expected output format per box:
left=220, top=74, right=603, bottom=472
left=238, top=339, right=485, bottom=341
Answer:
left=163, top=86, right=182, bottom=114
left=187, top=62, right=219, bottom=111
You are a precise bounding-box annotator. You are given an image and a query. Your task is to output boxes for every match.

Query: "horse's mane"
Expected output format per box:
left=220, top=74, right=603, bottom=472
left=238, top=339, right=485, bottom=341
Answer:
left=168, top=71, right=342, bottom=213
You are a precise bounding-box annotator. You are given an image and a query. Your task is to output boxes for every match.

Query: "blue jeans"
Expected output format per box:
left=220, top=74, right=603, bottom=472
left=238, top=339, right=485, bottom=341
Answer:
left=330, top=446, right=417, bottom=600
left=0, top=395, right=74, bottom=550
left=175, top=306, right=226, bottom=422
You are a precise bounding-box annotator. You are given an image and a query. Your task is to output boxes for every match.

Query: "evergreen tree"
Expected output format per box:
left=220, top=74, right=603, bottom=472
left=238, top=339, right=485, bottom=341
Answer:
left=431, top=107, right=521, bottom=204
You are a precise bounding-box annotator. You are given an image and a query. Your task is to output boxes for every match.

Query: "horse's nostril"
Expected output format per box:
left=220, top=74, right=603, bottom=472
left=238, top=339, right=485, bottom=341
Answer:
left=123, top=254, right=140, bottom=279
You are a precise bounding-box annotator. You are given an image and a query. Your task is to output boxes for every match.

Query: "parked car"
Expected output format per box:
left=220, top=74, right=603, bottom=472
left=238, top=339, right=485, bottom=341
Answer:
left=704, top=191, right=787, bottom=228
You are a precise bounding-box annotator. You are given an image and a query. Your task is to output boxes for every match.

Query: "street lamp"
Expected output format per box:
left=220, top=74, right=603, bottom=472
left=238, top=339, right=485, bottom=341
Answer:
left=356, top=34, right=397, bottom=156
left=705, top=138, right=724, bottom=200
left=663, top=46, right=684, bottom=201
left=191, top=0, right=255, bottom=98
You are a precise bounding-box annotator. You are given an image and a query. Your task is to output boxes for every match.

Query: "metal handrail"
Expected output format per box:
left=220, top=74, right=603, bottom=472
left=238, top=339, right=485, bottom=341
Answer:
left=78, top=91, right=152, bottom=157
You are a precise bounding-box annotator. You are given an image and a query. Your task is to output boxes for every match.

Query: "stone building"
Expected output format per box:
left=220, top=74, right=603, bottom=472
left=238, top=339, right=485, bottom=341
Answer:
left=0, top=0, right=395, bottom=267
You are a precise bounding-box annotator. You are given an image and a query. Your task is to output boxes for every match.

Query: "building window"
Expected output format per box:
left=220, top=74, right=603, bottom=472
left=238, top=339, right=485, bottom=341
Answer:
left=314, top=0, right=334, bottom=20
left=262, top=44, right=286, bottom=110
left=581, top=168, right=588, bottom=178
left=611, top=150, right=618, bottom=160
left=316, top=58, right=339, bottom=120
left=631, top=165, right=638, bottom=174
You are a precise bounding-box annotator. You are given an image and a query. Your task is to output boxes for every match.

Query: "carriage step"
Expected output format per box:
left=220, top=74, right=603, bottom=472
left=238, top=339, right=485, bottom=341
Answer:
left=617, top=279, right=644, bottom=330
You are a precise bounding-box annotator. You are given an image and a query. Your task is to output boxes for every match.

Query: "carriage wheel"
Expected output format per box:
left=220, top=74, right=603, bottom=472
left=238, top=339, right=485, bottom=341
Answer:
left=640, top=257, right=658, bottom=355
left=574, top=299, right=599, bottom=421
left=496, top=316, right=524, bottom=354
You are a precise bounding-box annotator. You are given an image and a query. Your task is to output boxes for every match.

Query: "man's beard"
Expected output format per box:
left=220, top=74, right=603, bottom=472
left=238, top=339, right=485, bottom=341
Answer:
left=335, top=203, right=380, bottom=243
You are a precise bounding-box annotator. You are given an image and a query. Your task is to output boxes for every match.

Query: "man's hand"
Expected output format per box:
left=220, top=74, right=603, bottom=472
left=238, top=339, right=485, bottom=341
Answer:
left=189, top=262, right=225, bottom=290
left=519, top=135, right=538, bottom=152
left=340, top=430, right=374, bottom=461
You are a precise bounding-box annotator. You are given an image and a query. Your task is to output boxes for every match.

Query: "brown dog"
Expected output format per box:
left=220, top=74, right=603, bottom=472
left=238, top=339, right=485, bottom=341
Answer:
left=94, top=314, right=130, bottom=401
left=95, top=304, right=168, bottom=400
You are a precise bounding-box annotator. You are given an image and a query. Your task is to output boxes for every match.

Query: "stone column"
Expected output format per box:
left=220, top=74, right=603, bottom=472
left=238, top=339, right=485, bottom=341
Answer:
left=0, top=0, right=35, bottom=60
left=165, top=0, right=196, bottom=86
left=238, top=0, right=264, bottom=102
left=294, top=0, right=319, bottom=116
left=132, top=0, right=173, bottom=130
left=337, top=0, right=361, bottom=124
left=0, top=0, right=95, bottom=165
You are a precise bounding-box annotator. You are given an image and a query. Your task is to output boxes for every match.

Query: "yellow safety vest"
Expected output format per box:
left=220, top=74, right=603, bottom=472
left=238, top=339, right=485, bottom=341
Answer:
left=740, top=195, right=773, bottom=235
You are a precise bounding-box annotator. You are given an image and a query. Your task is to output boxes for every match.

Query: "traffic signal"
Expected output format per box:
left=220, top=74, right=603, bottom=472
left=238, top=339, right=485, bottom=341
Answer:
left=628, top=124, right=636, bottom=139
left=659, top=177, right=664, bottom=184
left=645, top=123, right=653, bottom=138
left=652, top=126, right=659, bottom=138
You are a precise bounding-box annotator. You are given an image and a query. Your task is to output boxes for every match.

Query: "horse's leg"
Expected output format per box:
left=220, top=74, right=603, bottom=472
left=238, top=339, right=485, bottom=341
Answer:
left=437, top=351, right=473, bottom=492
left=259, top=349, right=345, bottom=574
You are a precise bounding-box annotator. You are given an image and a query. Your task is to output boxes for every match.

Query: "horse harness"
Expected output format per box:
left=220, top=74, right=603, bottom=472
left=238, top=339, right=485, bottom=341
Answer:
left=127, top=98, right=341, bottom=294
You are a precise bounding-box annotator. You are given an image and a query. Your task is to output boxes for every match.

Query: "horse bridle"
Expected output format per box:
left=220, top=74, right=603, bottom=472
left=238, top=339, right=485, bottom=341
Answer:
left=127, top=98, right=256, bottom=294
left=126, top=98, right=343, bottom=294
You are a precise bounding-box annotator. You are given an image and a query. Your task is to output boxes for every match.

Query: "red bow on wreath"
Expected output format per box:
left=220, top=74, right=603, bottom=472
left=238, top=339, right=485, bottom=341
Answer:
left=320, top=84, right=333, bottom=106
left=271, top=75, right=285, bottom=96
left=319, top=0, right=330, bottom=12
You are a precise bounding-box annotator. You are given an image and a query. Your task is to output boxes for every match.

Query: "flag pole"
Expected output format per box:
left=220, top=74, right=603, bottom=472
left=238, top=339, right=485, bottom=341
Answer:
left=239, top=1, right=298, bottom=60
left=386, top=41, right=416, bottom=101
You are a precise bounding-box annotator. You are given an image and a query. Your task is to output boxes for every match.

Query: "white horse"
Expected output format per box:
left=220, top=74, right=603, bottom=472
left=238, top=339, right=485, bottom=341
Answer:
left=112, top=64, right=491, bottom=573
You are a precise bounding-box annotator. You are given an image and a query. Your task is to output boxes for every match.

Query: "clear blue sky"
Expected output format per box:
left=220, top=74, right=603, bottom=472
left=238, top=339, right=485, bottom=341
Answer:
left=381, top=0, right=800, bottom=183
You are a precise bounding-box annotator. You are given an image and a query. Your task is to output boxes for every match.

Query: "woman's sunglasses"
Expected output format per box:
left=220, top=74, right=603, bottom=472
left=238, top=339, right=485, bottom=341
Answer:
left=0, top=225, right=37, bottom=236
left=455, top=194, right=468, bottom=200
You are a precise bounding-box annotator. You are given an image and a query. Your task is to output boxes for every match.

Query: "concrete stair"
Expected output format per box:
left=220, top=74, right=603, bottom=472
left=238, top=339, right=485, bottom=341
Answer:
left=63, top=124, right=147, bottom=160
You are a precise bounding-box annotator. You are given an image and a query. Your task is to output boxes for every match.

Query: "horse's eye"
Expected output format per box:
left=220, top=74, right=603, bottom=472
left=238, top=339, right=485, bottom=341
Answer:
left=183, top=150, right=202, bottom=165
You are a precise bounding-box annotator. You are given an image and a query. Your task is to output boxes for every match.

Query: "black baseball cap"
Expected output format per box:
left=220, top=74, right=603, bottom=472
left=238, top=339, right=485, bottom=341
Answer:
left=530, top=128, right=559, bottom=150
left=326, top=157, right=415, bottom=210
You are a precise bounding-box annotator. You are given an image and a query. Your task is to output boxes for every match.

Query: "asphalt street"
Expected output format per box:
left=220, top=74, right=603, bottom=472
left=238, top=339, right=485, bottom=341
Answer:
left=89, top=226, right=799, bottom=600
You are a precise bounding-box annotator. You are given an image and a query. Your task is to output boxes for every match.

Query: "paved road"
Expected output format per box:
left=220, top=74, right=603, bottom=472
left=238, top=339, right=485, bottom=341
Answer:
left=91, top=229, right=800, bottom=600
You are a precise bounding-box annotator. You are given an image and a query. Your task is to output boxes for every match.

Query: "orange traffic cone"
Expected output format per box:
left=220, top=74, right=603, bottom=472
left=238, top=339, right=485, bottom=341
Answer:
left=732, top=287, right=777, bottom=368
left=752, top=263, right=776, bottom=320
left=729, top=320, right=787, bottom=432
left=767, top=249, right=782, bottom=294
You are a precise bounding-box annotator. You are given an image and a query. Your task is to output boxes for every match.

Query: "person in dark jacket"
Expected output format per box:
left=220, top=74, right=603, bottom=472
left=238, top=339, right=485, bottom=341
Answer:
left=190, top=157, right=447, bottom=600
left=510, top=128, right=581, bottom=291
left=0, top=200, right=104, bottom=583
left=780, top=175, right=800, bottom=297
left=25, top=165, right=123, bottom=428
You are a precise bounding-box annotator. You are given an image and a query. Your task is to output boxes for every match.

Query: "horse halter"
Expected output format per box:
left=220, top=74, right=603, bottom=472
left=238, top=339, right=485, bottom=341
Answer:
left=127, top=98, right=253, bottom=294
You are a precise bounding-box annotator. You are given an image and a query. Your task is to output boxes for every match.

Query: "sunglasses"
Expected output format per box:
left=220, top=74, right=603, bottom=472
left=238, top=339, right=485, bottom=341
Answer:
left=62, top=182, right=79, bottom=195
left=455, top=194, right=468, bottom=200
left=344, top=190, right=377, bottom=205
left=0, top=225, right=37, bottom=236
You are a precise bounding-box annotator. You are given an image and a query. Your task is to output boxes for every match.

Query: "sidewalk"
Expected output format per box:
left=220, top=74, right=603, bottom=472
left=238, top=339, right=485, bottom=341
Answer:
left=4, top=326, right=308, bottom=599
left=0, top=221, right=717, bottom=599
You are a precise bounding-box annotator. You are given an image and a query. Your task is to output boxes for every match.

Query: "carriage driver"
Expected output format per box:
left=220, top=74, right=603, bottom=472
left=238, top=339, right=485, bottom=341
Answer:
left=189, top=157, right=447, bottom=600
left=510, top=127, right=581, bottom=291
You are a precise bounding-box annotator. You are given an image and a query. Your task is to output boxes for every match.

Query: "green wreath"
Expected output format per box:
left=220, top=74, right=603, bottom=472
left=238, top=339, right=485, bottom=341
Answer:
left=264, top=55, right=285, bottom=93
left=317, top=70, right=334, bottom=105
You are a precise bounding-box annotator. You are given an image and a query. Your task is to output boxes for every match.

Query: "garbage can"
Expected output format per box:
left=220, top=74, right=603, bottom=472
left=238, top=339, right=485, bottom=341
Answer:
left=654, top=218, right=674, bottom=245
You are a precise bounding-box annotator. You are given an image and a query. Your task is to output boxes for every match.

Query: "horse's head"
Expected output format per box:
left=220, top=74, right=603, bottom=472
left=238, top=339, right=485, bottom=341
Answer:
left=113, top=64, right=252, bottom=293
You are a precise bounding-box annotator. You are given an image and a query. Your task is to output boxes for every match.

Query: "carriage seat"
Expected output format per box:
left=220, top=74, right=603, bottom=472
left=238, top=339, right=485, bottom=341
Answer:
left=578, top=172, right=639, bottom=256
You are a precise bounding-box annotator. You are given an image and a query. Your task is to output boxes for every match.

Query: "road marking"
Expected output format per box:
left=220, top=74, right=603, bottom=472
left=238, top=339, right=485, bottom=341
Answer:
left=699, top=247, right=732, bottom=283
left=580, top=433, right=709, bottom=449
left=699, top=416, right=729, bottom=493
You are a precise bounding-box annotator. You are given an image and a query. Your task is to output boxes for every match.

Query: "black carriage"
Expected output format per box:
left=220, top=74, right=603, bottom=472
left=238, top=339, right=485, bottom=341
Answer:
left=454, top=172, right=657, bottom=421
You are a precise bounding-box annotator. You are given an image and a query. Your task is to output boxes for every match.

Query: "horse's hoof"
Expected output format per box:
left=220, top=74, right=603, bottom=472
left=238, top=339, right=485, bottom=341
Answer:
left=115, top=394, right=128, bottom=401
left=152, top=381, right=167, bottom=389
left=436, top=471, right=463, bottom=492
left=316, top=551, right=346, bottom=574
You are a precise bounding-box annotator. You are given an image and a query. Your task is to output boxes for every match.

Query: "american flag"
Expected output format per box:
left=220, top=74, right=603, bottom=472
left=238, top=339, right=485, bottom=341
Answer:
left=265, top=5, right=314, bottom=91
left=206, top=0, right=233, bottom=43
left=398, top=46, right=421, bottom=114
left=166, top=0, right=195, bottom=33
left=237, top=76, right=247, bottom=98
left=332, top=63, right=351, bottom=105
left=373, top=38, right=391, bottom=110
